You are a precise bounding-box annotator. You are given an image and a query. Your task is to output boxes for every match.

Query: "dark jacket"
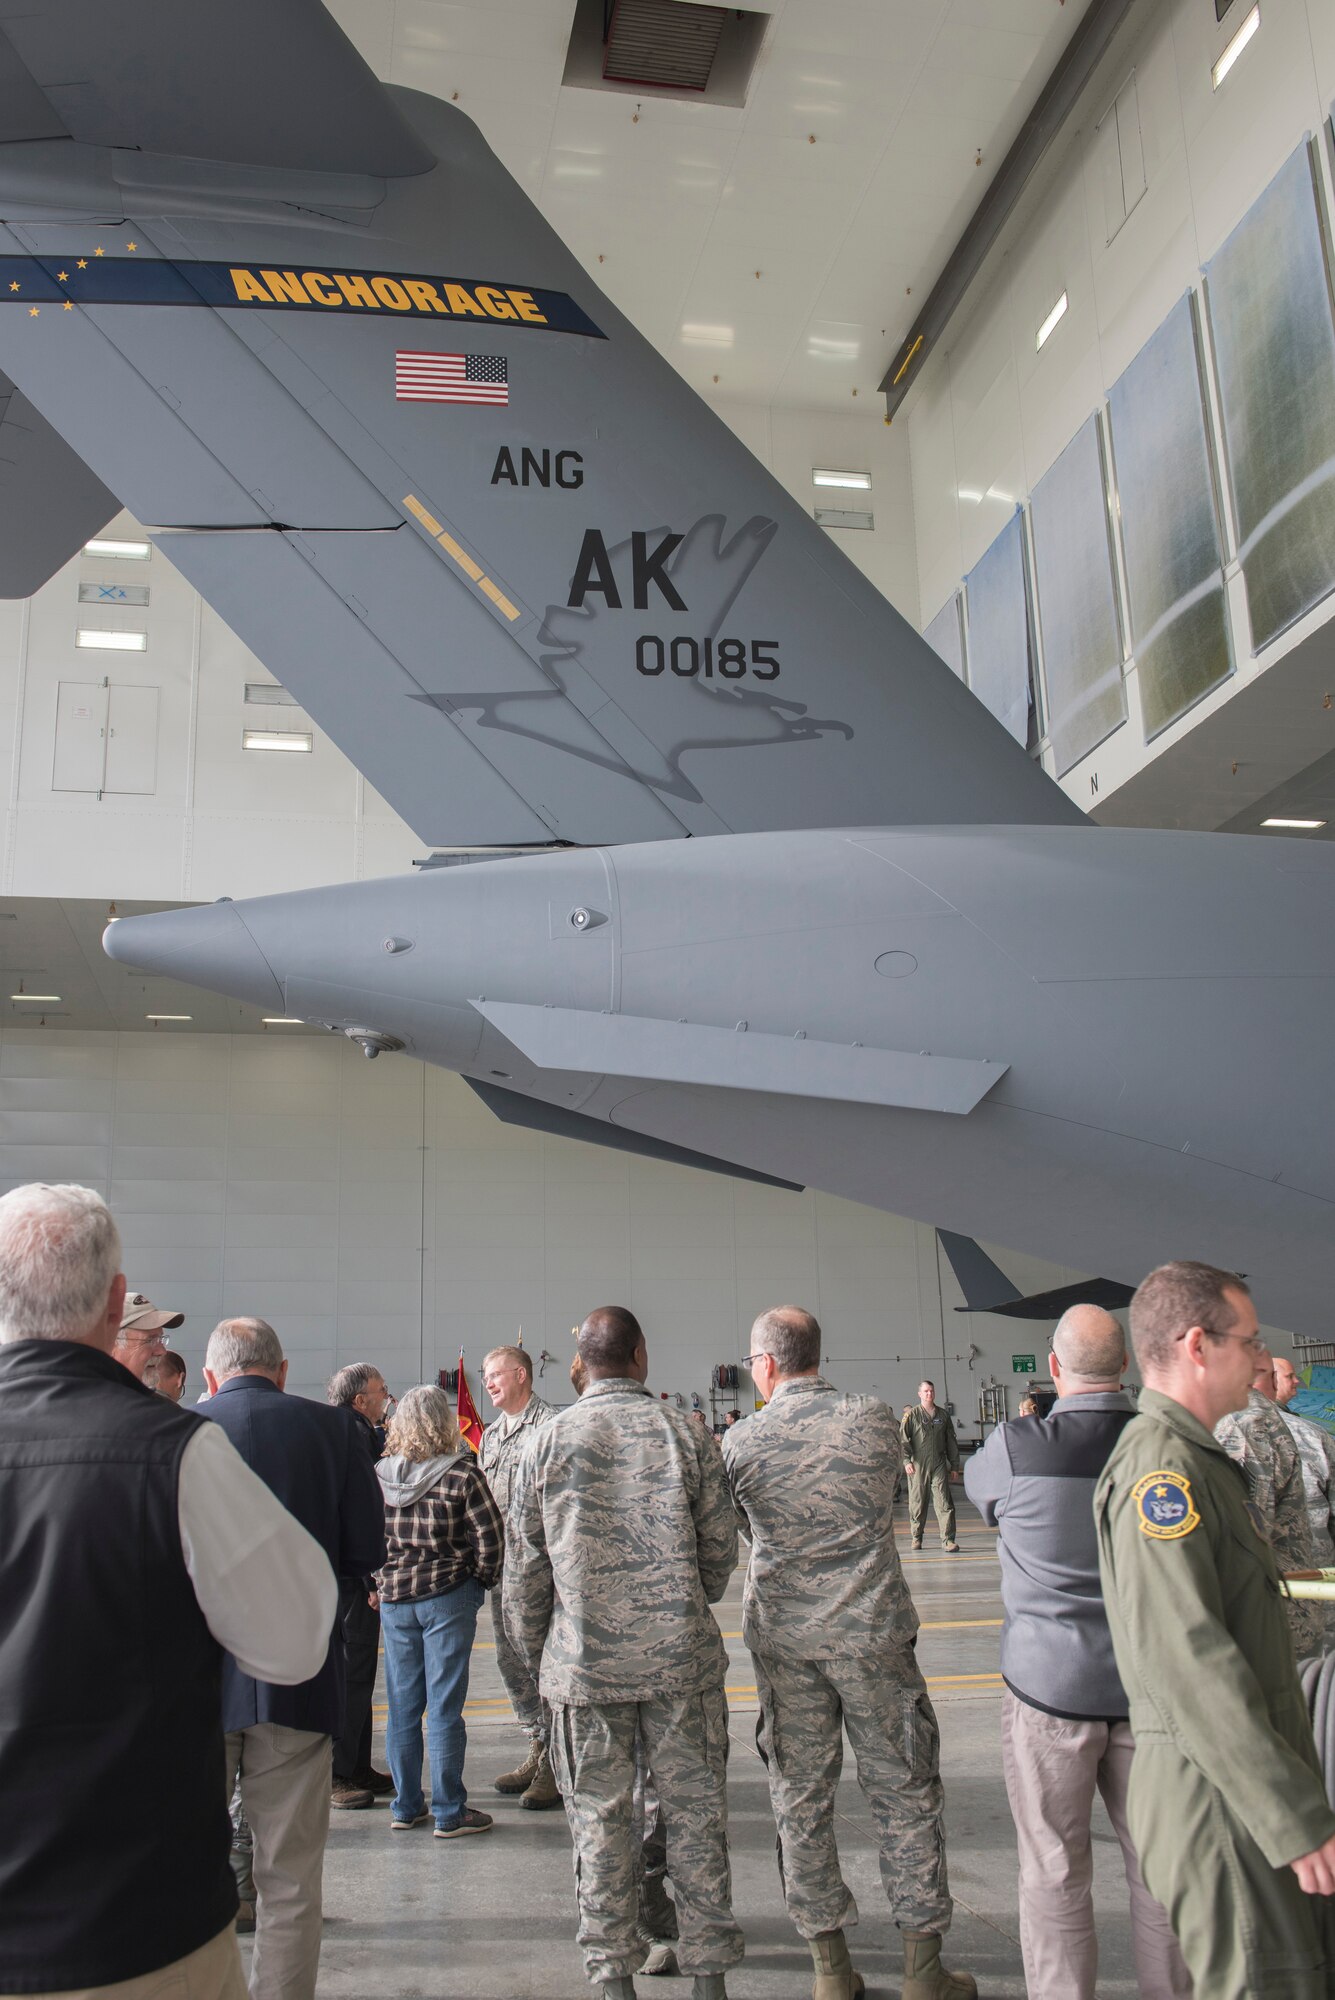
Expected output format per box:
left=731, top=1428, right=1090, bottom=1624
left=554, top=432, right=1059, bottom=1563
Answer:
left=201, top=1375, right=385, bottom=1736
left=0, top=1340, right=235, bottom=1992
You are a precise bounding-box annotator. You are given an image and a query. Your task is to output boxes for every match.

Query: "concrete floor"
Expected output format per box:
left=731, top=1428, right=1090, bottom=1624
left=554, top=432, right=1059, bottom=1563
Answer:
left=272, top=1498, right=1150, bottom=1997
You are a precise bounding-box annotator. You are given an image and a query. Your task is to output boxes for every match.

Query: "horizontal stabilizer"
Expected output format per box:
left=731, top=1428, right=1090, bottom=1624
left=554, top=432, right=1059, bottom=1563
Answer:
left=474, top=1002, right=1008, bottom=1115
left=958, top=1276, right=1136, bottom=1320
left=0, top=1, right=432, bottom=177
left=0, top=370, right=115, bottom=595
left=938, top=1231, right=1133, bottom=1318
left=466, top=1077, right=804, bottom=1191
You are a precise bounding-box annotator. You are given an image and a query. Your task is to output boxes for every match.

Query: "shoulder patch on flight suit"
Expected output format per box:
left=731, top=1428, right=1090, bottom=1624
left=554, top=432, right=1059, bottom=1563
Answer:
left=1132, top=1470, right=1201, bottom=1540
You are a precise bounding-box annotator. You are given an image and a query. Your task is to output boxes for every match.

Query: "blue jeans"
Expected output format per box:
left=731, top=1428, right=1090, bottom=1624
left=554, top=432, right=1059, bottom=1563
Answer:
left=380, top=1580, right=484, bottom=1828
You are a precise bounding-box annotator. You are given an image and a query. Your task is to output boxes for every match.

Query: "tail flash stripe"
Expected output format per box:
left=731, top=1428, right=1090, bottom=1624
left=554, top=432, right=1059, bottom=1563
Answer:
left=402, top=493, right=521, bottom=623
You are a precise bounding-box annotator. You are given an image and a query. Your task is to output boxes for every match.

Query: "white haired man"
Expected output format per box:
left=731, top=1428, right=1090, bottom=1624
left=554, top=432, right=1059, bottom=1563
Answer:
left=479, top=1343, right=560, bottom=1808
left=964, top=1304, right=1189, bottom=2000
left=0, top=1184, right=336, bottom=2000
left=201, top=1318, right=385, bottom=2000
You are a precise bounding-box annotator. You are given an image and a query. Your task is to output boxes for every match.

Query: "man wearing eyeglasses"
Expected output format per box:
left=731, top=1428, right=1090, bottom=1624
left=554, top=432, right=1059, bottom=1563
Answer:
left=1096, top=1261, right=1335, bottom=2000
left=113, top=1289, right=184, bottom=1382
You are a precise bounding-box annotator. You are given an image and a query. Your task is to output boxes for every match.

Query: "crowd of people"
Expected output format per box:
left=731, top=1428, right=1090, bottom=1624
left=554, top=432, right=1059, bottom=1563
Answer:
left=2, top=1181, right=1335, bottom=2000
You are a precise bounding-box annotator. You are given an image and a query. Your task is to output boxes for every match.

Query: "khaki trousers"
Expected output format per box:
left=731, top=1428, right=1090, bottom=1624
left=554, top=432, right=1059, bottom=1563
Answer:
left=1000, top=1692, right=1191, bottom=2000
left=224, top=1726, right=331, bottom=2000
left=2, top=1922, right=247, bottom=2000
left=908, top=1465, right=956, bottom=1545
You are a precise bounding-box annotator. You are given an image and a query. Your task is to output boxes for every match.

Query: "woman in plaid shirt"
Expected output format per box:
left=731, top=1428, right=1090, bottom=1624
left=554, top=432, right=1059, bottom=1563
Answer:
left=375, top=1385, right=505, bottom=1837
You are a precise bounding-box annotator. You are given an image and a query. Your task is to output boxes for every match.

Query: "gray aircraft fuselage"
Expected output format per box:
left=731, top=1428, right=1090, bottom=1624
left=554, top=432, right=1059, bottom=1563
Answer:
left=104, top=822, right=1335, bottom=1335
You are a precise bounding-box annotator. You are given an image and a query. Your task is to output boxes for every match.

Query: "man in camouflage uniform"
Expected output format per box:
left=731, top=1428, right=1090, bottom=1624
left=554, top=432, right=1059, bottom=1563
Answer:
left=724, top=1308, right=974, bottom=2000
left=479, top=1344, right=562, bottom=1808
left=505, top=1306, right=742, bottom=2000
left=1273, top=1356, right=1335, bottom=1566
left=901, top=1380, right=962, bottom=1552
left=1097, top=1262, right=1335, bottom=1997
left=1214, top=1348, right=1323, bottom=1659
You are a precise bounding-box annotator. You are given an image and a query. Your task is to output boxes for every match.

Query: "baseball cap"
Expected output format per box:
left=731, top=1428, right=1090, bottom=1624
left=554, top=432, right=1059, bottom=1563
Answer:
left=120, top=1291, right=185, bottom=1333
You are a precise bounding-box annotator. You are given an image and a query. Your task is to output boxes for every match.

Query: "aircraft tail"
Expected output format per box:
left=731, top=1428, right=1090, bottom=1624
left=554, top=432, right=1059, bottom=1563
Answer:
left=0, top=11, right=1082, bottom=845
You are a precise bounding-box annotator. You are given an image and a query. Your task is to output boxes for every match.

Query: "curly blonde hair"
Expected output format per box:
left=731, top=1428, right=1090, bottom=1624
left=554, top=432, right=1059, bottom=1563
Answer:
left=383, top=1384, right=461, bottom=1462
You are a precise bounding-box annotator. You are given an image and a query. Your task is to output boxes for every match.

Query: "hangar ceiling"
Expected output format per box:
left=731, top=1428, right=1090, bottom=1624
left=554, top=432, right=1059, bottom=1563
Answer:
left=324, top=0, right=1091, bottom=409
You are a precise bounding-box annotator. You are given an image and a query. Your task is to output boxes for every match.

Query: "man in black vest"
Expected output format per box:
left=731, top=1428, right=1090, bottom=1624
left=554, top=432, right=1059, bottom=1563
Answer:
left=201, top=1319, right=385, bottom=2000
left=0, top=1183, right=337, bottom=2000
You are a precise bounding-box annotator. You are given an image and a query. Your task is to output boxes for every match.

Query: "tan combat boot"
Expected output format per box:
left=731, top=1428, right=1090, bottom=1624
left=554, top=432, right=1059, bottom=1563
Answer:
left=494, top=1738, right=542, bottom=1795
left=519, top=1746, right=563, bottom=1810
left=809, top=1929, right=864, bottom=2000
left=902, top=1930, right=976, bottom=2000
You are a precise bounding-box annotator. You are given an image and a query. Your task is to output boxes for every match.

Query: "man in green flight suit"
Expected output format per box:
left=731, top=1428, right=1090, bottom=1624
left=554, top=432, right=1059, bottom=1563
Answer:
left=1095, top=1260, right=1335, bottom=2000
left=901, top=1381, right=962, bottom=1552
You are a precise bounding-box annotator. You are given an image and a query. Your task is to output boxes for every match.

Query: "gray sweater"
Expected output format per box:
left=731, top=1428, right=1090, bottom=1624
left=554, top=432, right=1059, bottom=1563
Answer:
left=964, top=1391, right=1136, bottom=1720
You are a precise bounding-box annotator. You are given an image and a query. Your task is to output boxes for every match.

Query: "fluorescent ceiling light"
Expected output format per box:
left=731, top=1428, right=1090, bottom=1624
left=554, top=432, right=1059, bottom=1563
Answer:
left=263, top=1017, right=305, bottom=1025
left=1036, top=292, right=1068, bottom=350
left=680, top=323, right=734, bottom=347
left=83, top=537, right=150, bottom=560
left=1213, top=5, right=1260, bottom=89
left=813, top=470, right=872, bottom=490
left=76, top=627, right=147, bottom=651
left=146, top=1013, right=192, bottom=1021
left=1261, top=816, right=1325, bottom=829
left=243, top=729, right=312, bottom=753
left=244, top=682, right=298, bottom=706
left=11, top=993, right=60, bottom=1002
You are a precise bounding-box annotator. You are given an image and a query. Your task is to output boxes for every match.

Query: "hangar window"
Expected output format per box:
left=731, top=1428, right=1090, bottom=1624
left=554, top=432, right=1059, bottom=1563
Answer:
left=82, top=537, right=150, bottom=561
left=243, top=730, right=312, bottom=754
left=563, top=0, right=768, bottom=108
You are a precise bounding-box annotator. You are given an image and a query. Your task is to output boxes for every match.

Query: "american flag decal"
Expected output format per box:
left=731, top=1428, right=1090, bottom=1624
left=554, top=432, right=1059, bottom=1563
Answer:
left=395, top=350, right=508, bottom=404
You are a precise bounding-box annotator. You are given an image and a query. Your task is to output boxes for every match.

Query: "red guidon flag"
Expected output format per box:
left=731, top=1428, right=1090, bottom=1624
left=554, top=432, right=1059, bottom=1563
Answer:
left=456, top=1356, right=484, bottom=1452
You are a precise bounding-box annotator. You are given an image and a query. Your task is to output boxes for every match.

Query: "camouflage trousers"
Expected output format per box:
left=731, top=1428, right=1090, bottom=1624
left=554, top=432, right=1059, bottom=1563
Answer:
left=753, top=1644, right=952, bottom=1938
left=549, top=1687, right=744, bottom=1979
left=491, top=1582, right=547, bottom=1743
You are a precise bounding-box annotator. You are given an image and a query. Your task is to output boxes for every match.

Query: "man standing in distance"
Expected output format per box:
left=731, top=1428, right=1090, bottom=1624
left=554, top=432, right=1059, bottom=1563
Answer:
left=901, top=1380, right=962, bottom=1552
left=725, top=1308, right=973, bottom=2000
left=1214, top=1344, right=1322, bottom=1659
left=325, top=1362, right=395, bottom=1808
left=964, top=1305, right=1188, bottom=2000
left=0, top=1184, right=336, bottom=2000
left=202, top=1319, right=385, bottom=2000
left=479, top=1343, right=560, bottom=1810
left=1096, top=1262, right=1335, bottom=1997
left=506, top=1307, right=742, bottom=2000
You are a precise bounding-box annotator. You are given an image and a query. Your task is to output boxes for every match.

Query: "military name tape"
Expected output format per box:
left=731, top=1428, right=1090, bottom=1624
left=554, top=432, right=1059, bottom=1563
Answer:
left=1132, top=1470, right=1200, bottom=1541
left=0, top=256, right=604, bottom=338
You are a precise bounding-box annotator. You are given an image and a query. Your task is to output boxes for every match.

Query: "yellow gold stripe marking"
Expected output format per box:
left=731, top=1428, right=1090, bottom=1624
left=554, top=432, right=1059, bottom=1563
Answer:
left=403, top=493, right=444, bottom=537
left=403, top=493, right=522, bottom=622
left=479, top=575, right=521, bottom=621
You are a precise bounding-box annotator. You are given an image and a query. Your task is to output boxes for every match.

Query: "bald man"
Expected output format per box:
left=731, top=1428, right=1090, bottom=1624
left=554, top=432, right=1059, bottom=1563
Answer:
left=965, top=1306, right=1189, bottom=2000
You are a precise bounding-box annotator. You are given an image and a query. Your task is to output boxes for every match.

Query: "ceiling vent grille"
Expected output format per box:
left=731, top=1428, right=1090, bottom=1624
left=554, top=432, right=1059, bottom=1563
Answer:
left=603, top=0, right=727, bottom=92
left=564, top=0, right=767, bottom=109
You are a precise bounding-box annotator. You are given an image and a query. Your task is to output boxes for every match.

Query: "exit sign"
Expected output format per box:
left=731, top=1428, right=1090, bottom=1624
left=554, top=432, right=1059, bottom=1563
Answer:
left=1012, top=1354, right=1036, bottom=1374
